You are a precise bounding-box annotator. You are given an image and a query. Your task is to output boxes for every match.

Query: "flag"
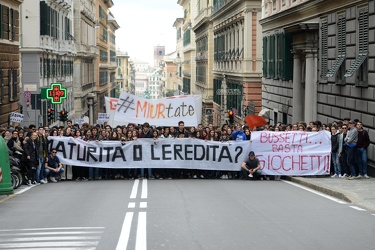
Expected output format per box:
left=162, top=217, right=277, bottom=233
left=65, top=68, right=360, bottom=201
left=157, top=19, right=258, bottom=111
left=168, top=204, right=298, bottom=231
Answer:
left=244, top=115, right=268, bottom=129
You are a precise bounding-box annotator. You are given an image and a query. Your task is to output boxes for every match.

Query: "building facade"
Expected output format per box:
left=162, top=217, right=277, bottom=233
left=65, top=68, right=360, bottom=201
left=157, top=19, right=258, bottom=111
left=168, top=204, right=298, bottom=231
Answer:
left=211, top=0, right=263, bottom=126
left=192, top=0, right=214, bottom=126
left=260, top=0, right=375, bottom=172
left=154, top=45, right=165, bottom=67
left=20, top=0, right=76, bottom=126
left=0, top=0, right=22, bottom=127
left=95, top=0, right=116, bottom=122
left=162, top=51, right=179, bottom=97
left=73, top=0, right=98, bottom=121
left=178, top=0, right=197, bottom=96
left=116, top=50, right=135, bottom=95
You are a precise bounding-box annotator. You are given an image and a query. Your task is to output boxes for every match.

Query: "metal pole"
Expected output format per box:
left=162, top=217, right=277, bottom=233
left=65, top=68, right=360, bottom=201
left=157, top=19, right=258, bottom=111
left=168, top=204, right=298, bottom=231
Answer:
left=221, top=74, right=227, bottom=126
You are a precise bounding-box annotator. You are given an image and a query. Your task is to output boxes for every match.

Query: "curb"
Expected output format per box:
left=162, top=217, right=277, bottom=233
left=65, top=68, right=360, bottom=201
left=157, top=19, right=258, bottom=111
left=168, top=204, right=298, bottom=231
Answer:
left=285, top=176, right=352, bottom=203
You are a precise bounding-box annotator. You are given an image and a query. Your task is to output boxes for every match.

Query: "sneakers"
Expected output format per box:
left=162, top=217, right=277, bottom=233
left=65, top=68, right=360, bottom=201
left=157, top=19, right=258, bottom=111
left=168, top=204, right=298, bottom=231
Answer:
left=50, top=176, right=57, bottom=183
left=338, top=174, right=342, bottom=178
left=75, top=177, right=81, bottom=181
left=355, top=175, right=363, bottom=179
left=364, top=174, right=370, bottom=179
left=331, top=174, right=337, bottom=178
left=40, top=178, right=47, bottom=184
left=27, top=180, right=33, bottom=186
left=347, top=176, right=355, bottom=180
left=341, top=174, right=347, bottom=178
left=248, top=174, right=253, bottom=178
left=193, top=175, right=197, bottom=179
left=32, top=181, right=40, bottom=185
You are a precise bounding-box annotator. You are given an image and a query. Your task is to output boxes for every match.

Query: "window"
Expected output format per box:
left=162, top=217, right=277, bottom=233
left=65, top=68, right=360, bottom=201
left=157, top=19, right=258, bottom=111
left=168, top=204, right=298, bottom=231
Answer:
left=183, top=29, right=191, bottom=46
left=344, top=8, right=368, bottom=86
left=263, top=36, right=268, bottom=77
left=99, top=71, right=108, bottom=86
left=9, top=69, right=17, bottom=101
left=326, top=15, right=346, bottom=79
left=110, top=50, right=116, bottom=62
left=100, top=50, right=108, bottom=62
left=102, top=29, right=107, bottom=42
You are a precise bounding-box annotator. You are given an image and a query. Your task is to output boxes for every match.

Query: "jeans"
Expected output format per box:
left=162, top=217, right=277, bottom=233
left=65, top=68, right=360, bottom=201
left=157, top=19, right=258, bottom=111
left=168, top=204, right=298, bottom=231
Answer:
left=345, top=146, right=357, bottom=176
left=89, top=167, right=101, bottom=179
left=331, top=152, right=340, bottom=175
left=36, top=156, right=45, bottom=182
left=356, top=147, right=367, bottom=176
left=44, top=167, right=65, bottom=178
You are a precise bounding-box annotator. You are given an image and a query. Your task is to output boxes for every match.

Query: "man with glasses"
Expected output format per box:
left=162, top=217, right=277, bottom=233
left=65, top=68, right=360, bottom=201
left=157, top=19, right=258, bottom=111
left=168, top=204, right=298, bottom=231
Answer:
left=356, top=121, right=370, bottom=179
left=43, top=148, right=65, bottom=183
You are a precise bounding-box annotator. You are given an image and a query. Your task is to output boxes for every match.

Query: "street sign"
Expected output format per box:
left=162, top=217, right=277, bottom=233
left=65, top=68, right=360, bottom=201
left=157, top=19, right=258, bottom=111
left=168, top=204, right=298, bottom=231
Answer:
left=216, top=89, right=242, bottom=95
left=23, top=91, right=31, bottom=100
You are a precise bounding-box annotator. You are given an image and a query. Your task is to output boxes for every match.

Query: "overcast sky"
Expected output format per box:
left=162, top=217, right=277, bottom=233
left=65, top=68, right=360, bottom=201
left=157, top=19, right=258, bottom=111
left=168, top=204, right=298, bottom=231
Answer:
left=110, top=1, right=183, bottom=64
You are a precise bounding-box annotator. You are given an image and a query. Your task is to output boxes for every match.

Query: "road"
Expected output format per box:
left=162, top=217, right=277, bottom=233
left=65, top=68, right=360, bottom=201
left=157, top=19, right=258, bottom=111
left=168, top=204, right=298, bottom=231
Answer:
left=0, top=179, right=374, bottom=250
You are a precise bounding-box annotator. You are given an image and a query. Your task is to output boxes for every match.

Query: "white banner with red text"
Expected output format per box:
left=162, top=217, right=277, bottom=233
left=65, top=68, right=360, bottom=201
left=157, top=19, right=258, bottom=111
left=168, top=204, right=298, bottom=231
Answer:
left=112, top=92, right=202, bottom=127
left=48, top=131, right=331, bottom=175
left=249, top=131, right=331, bottom=175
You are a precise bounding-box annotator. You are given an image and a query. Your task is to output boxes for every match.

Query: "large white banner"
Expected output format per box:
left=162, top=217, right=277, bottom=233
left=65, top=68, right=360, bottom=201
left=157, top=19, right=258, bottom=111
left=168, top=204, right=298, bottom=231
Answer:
left=48, top=137, right=247, bottom=171
left=249, top=131, right=331, bottom=175
left=113, top=92, right=200, bottom=127
left=48, top=131, right=331, bottom=175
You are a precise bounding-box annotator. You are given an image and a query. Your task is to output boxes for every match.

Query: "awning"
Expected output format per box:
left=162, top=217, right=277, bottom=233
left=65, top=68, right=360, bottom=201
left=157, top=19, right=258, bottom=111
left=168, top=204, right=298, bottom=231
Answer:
left=258, top=108, right=270, bottom=118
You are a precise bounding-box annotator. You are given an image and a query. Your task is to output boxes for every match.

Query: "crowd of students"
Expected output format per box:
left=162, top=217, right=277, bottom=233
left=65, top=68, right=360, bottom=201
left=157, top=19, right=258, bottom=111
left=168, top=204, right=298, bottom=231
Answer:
left=1, top=117, right=371, bottom=184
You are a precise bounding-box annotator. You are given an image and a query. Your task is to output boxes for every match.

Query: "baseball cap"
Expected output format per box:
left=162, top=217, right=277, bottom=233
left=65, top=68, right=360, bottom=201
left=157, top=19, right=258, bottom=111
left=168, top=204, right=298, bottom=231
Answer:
left=248, top=151, right=255, bottom=156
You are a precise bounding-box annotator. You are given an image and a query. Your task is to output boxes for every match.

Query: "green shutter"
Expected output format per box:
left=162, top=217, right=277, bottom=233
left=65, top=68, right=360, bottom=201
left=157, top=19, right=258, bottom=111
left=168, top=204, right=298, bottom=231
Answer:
left=0, top=4, right=3, bottom=39
left=283, top=33, right=293, bottom=81
left=269, top=35, right=275, bottom=79
left=263, top=36, right=268, bottom=77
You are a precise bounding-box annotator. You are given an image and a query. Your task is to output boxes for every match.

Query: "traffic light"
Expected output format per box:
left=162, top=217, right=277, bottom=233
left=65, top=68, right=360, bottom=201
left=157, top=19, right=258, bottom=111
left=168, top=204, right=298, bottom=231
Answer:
left=50, top=108, right=55, bottom=121
left=228, top=110, right=234, bottom=124
left=59, top=110, right=68, bottom=122
left=47, top=108, right=53, bottom=122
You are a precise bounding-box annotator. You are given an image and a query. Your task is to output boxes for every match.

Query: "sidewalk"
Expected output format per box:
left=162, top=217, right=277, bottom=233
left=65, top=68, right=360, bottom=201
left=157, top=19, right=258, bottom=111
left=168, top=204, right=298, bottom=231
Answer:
left=287, top=175, right=375, bottom=212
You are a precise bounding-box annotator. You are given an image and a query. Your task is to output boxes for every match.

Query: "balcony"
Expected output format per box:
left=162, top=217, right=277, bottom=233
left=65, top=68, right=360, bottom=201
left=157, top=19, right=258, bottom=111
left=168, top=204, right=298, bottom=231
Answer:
left=194, top=7, right=212, bottom=26
left=40, top=36, right=59, bottom=51
left=212, top=0, right=233, bottom=15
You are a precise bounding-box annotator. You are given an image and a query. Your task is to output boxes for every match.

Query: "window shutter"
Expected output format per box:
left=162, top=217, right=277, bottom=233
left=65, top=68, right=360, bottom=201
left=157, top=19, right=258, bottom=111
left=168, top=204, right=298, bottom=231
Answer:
left=320, top=21, right=328, bottom=79
left=263, top=36, right=268, bottom=77
left=283, top=33, right=293, bottom=81
left=269, top=35, right=275, bottom=79
left=12, top=69, right=17, bottom=101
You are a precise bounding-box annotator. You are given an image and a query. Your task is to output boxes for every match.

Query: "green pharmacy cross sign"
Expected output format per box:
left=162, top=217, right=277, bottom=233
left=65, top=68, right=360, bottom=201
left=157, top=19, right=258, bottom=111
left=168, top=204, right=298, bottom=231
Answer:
left=46, top=83, right=67, bottom=104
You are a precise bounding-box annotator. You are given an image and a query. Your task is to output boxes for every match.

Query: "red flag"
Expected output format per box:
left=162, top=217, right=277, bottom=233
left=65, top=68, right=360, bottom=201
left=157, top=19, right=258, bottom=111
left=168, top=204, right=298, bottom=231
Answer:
left=244, top=115, right=268, bottom=129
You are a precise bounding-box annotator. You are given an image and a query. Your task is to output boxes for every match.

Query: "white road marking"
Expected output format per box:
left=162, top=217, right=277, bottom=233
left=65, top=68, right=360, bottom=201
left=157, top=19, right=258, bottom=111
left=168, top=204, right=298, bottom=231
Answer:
left=140, top=202, right=147, bottom=208
left=0, top=241, right=99, bottom=248
left=349, top=206, right=366, bottom=211
left=15, top=185, right=35, bottom=194
left=1, top=236, right=101, bottom=242
left=135, top=212, right=147, bottom=250
left=283, top=180, right=348, bottom=204
left=130, top=179, right=140, bottom=199
left=115, top=212, right=134, bottom=250
left=0, top=227, right=104, bottom=232
left=128, top=202, right=136, bottom=208
left=141, top=179, right=148, bottom=199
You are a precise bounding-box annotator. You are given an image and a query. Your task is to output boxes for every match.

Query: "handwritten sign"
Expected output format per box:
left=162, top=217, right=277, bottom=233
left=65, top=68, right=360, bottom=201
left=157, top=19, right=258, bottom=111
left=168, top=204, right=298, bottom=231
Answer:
left=10, top=112, right=24, bottom=123
left=249, top=131, right=331, bottom=175
left=113, top=92, right=198, bottom=126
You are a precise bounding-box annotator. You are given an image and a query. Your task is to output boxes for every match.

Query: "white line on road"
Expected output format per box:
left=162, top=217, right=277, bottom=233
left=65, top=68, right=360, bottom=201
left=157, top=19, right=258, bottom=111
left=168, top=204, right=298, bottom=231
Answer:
left=128, top=202, right=136, bottom=208
left=135, top=212, right=147, bottom=250
left=141, top=179, right=148, bottom=199
left=116, top=212, right=134, bottom=250
left=0, top=227, right=105, bottom=232
left=1, top=235, right=101, bottom=242
left=130, top=179, right=140, bottom=199
left=349, top=206, right=366, bottom=211
left=140, top=202, right=147, bottom=208
left=283, top=180, right=348, bottom=204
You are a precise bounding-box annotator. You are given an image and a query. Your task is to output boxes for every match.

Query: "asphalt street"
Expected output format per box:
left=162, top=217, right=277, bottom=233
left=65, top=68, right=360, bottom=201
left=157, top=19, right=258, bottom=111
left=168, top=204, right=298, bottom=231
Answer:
left=0, top=179, right=374, bottom=250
